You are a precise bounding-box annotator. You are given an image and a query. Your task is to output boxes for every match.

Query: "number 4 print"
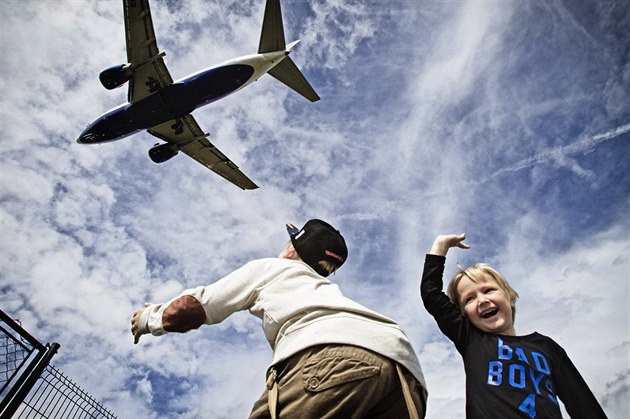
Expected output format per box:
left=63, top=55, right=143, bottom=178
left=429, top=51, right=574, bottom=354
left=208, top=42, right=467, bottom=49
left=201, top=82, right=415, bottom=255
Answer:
left=519, top=394, right=536, bottom=418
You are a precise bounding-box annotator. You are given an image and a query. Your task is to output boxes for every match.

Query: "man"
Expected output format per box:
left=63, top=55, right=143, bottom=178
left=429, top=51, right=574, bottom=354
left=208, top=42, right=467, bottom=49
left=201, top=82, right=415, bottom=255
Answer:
left=131, top=219, right=427, bottom=418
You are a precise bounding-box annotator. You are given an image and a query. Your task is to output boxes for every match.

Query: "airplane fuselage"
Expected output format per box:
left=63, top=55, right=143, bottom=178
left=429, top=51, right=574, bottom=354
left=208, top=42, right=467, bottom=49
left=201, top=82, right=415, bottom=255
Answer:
left=78, top=51, right=286, bottom=144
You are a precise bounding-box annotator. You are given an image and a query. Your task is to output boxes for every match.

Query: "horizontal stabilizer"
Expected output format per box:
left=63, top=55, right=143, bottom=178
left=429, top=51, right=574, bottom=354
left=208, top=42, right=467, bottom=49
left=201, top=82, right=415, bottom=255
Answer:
left=268, top=57, right=320, bottom=102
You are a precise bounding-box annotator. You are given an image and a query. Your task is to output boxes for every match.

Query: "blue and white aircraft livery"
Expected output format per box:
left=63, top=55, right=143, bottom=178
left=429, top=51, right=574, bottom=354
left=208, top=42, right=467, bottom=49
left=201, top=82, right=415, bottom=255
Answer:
left=77, top=0, right=319, bottom=190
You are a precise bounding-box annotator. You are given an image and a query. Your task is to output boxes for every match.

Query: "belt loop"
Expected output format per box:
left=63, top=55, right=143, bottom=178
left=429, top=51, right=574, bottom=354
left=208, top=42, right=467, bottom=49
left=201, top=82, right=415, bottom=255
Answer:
left=266, top=368, right=278, bottom=419
left=396, top=363, right=420, bottom=419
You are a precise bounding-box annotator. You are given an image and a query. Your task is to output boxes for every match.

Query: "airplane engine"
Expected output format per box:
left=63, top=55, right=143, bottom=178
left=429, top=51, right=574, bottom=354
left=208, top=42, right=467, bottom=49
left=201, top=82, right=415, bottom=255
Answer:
left=149, top=143, right=179, bottom=163
left=99, top=64, right=132, bottom=90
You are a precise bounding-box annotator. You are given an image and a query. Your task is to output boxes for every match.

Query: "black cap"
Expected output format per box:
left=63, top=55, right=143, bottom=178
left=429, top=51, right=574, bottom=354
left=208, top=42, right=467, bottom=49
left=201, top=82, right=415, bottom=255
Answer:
left=286, top=219, right=347, bottom=277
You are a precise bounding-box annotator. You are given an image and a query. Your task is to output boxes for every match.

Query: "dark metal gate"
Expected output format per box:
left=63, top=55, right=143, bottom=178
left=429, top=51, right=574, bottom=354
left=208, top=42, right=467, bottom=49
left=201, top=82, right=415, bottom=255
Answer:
left=1, top=309, right=117, bottom=418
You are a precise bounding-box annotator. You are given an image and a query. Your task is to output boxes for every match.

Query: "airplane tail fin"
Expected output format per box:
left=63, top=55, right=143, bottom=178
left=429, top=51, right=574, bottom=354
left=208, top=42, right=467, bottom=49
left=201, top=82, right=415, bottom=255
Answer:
left=258, top=0, right=285, bottom=53
left=258, top=0, right=320, bottom=102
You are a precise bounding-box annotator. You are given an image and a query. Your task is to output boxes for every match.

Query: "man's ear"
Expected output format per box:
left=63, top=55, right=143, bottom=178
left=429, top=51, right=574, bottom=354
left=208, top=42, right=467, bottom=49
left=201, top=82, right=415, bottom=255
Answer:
left=279, top=245, right=299, bottom=260
left=286, top=247, right=299, bottom=260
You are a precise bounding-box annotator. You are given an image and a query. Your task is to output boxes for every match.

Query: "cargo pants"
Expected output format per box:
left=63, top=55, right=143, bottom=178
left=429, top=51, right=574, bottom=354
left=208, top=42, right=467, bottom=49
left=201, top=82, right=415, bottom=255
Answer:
left=248, top=344, right=425, bottom=419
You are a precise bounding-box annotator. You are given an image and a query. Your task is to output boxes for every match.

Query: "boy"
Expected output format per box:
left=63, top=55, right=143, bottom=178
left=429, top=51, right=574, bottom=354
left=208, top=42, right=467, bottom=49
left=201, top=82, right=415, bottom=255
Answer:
left=132, top=219, right=427, bottom=418
left=420, top=233, right=606, bottom=418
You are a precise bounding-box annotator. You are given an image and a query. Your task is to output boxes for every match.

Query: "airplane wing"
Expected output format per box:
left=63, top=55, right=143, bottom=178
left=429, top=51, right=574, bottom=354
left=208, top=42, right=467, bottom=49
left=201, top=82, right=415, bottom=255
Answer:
left=124, top=0, right=173, bottom=103
left=148, top=116, right=258, bottom=190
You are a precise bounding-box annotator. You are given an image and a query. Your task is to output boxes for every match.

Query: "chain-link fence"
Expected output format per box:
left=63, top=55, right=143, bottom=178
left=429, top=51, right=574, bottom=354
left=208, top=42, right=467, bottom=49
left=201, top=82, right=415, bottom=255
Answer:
left=1, top=309, right=117, bottom=418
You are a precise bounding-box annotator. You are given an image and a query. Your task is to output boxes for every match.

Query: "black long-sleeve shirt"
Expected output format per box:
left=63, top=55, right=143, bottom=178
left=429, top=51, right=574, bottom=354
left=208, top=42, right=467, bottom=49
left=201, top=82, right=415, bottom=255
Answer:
left=421, top=254, right=607, bottom=419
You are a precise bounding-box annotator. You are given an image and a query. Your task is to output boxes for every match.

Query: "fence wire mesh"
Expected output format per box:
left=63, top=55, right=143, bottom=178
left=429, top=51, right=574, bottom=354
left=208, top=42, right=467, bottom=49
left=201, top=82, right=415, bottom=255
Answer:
left=1, top=310, right=117, bottom=418
left=13, top=364, right=117, bottom=419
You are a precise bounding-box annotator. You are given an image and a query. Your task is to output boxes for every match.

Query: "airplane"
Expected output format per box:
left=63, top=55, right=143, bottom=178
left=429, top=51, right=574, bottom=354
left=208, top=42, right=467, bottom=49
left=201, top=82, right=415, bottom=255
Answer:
left=77, top=0, right=319, bottom=190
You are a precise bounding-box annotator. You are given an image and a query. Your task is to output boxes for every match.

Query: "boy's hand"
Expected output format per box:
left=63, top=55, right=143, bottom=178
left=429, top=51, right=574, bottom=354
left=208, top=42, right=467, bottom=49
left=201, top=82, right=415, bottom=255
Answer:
left=131, top=303, right=151, bottom=344
left=429, top=234, right=470, bottom=256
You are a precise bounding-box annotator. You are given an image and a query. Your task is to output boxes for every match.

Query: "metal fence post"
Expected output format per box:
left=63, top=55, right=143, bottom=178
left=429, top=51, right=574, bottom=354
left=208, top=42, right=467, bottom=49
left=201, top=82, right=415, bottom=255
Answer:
left=1, top=342, right=60, bottom=418
left=1, top=310, right=117, bottom=418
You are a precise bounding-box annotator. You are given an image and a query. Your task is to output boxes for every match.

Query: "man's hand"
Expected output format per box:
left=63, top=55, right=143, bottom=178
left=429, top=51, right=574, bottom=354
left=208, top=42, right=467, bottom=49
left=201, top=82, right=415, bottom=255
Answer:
left=429, top=234, right=470, bottom=256
left=131, top=303, right=151, bottom=344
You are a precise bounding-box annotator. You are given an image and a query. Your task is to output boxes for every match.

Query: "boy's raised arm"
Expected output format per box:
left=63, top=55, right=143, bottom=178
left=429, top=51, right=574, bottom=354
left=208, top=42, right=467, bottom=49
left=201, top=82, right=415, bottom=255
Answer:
left=421, top=233, right=474, bottom=351
left=421, top=233, right=469, bottom=309
left=429, top=234, right=469, bottom=256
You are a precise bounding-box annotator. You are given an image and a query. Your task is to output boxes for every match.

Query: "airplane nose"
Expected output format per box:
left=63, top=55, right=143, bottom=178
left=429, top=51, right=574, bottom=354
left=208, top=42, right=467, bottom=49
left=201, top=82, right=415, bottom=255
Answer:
left=77, top=132, right=94, bottom=144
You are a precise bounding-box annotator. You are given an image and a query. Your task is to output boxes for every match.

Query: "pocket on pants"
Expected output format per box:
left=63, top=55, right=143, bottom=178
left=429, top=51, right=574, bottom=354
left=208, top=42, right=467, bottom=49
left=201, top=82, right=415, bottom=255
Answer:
left=302, top=347, right=381, bottom=392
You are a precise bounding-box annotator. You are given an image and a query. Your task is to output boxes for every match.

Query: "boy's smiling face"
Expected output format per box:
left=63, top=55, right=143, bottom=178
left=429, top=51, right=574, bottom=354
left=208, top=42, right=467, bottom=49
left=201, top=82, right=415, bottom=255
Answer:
left=456, top=273, right=516, bottom=336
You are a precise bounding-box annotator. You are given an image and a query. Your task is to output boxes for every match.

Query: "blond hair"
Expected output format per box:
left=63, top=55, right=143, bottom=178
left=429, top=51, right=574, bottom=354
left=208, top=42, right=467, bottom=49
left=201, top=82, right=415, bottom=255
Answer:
left=446, top=263, right=519, bottom=322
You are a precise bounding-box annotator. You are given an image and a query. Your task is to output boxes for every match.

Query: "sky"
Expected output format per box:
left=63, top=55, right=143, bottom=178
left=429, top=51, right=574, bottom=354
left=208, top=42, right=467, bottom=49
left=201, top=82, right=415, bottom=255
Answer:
left=1, top=0, right=628, bottom=418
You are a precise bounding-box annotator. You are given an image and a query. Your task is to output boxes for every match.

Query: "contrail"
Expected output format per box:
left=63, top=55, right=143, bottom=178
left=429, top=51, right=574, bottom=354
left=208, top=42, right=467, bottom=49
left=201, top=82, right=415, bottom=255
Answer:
left=402, top=123, right=630, bottom=202
left=482, top=123, right=630, bottom=182
left=591, top=124, right=630, bottom=142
